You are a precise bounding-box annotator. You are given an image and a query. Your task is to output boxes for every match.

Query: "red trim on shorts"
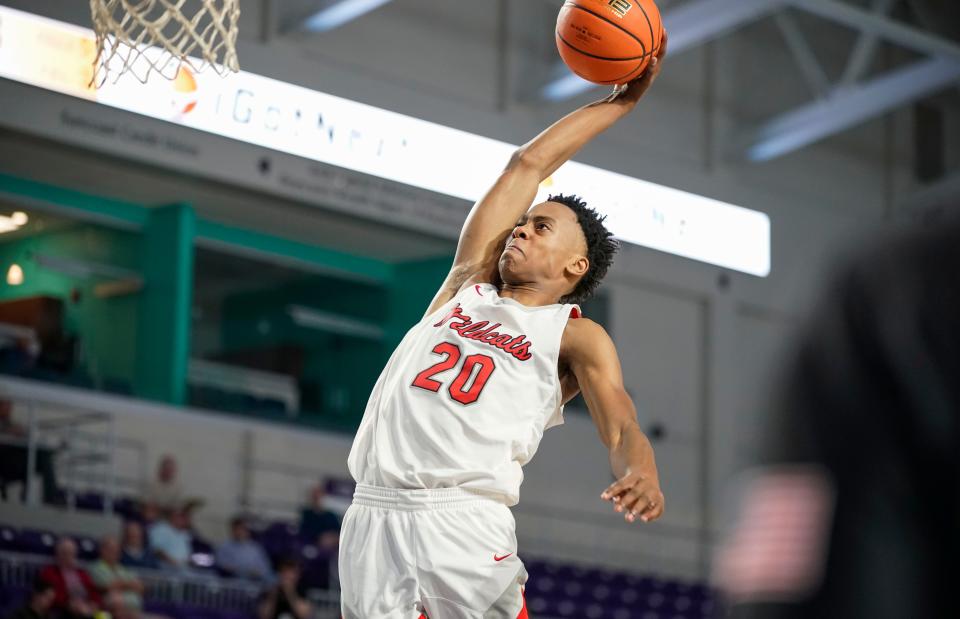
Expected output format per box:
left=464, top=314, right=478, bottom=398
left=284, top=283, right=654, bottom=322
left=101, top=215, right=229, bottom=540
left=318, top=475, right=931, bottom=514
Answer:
left=345, top=587, right=526, bottom=619
left=516, top=587, right=529, bottom=618
left=411, top=588, right=527, bottom=619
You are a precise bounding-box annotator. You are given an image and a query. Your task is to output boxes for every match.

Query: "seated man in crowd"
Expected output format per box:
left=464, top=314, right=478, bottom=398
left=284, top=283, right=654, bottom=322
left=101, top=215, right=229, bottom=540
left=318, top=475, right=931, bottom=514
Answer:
left=299, top=483, right=339, bottom=552
left=215, top=516, right=273, bottom=582
left=90, top=534, right=146, bottom=619
left=141, top=455, right=183, bottom=513
left=120, top=521, right=159, bottom=570
left=38, top=537, right=101, bottom=618
left=141, top=455, right=205, bottom=514
left=258, top=559, right=311, bottom=619
left=5, top=577, right=56, bottom=619
left=148, top=507, right=192, bottom=571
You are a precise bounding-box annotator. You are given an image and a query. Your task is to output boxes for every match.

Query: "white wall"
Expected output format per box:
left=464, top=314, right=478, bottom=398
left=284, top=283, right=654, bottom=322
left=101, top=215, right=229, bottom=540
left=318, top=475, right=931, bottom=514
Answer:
left=0, top=378, right=356, bottom=547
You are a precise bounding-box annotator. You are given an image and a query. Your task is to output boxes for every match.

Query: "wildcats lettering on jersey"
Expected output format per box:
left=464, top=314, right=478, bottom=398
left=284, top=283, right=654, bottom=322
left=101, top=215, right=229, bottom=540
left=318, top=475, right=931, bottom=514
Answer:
left=433, top=304, right=533, bottom=361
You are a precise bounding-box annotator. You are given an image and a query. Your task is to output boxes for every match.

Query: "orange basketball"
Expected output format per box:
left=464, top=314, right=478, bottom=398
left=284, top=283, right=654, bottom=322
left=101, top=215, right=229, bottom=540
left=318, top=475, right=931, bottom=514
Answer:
left=555, top=0, right=664, bottom=85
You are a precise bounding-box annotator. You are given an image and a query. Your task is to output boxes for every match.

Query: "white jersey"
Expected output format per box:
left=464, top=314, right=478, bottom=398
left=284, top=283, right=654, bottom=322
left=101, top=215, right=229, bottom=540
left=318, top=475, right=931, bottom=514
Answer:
left=347, top=282, right=581, bottom=506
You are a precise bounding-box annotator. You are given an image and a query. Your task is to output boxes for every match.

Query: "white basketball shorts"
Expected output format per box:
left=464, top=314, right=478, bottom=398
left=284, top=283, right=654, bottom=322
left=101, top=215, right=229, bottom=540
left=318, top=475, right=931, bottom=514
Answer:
left=338, top=484, right=529, bottom=619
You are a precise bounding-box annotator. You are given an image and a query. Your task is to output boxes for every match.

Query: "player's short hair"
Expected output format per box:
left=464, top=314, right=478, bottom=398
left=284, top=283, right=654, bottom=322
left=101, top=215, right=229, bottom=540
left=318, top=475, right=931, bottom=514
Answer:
left=548, top=194, right=619, bottom=304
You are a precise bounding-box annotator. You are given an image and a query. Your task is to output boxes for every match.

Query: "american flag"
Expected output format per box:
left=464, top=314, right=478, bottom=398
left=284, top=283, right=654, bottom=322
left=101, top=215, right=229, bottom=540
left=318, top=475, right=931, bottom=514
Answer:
left=713, top=466, right=835, bottom=604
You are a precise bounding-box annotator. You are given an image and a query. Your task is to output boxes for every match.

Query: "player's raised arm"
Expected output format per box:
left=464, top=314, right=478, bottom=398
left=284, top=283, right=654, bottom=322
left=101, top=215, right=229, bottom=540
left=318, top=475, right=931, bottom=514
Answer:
left=423, top=37, right=668, bottom=317
left=562, top=319, right=664, bottom=524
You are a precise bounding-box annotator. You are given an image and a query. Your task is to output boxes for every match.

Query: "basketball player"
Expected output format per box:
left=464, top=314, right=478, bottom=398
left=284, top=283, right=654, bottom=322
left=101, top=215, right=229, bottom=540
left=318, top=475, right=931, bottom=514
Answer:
left=340, top=38, right=669, bottom=619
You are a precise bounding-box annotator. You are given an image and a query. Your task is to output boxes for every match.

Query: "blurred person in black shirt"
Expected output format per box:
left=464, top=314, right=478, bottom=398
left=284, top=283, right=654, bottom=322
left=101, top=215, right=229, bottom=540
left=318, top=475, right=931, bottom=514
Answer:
left=120, top=521, right=160, bottom=570
left=258, top=558, right=312, bottom=619
left=299, top=483, right=339, bottom=551
left=6, top=577, right=56, bottom=619
left=716, top=217, right=960, bottom=618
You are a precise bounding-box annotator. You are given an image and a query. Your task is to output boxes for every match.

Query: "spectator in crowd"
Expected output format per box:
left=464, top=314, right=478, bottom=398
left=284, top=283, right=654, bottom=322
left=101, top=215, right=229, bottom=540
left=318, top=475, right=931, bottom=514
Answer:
left=0, top=399, right=60, bottom=504
left=299, top=483, right=339, bottom=551
left=38, top=537, right=101, bottom=618
left=141, top=455, right=183, bottom=513
left=215, top=516, right=273, bottom=582
left=140, top=503, right=160, bottom=528
left=148, top=507, right=192, bottom=571
left=717, top=218, right=960, bottom=618
left=258, top=558, right=311, bottom=619
left=5, top=577, right=56, bottom=619
left=120, top=521, right=159, bottom=570
left=90, top=535, right=145, bottom=619
left=0, top=323, right=39, bottom=377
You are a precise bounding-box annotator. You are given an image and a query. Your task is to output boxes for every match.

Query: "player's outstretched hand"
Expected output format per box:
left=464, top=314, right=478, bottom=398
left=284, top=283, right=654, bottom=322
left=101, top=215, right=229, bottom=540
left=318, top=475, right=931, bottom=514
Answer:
left=607, top=30, right=668, bottom=107
left=601, top=471, right=665, bottom=523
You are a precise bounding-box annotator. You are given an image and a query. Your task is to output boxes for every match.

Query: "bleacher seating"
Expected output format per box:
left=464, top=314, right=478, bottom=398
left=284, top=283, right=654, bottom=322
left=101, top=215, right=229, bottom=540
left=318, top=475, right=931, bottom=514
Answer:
left=2, top=490, right=720, bottom=619
left=0, top=543, right=262, bottom=619
left=520, top=558, right=716, bottom=619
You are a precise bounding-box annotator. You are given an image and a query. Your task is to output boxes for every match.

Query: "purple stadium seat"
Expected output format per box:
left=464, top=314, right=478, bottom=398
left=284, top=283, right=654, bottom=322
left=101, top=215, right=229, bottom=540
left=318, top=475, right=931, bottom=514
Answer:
left=17, top=529, right=56, bottom=555
left=492, top=556, right=716, bottom=619
left=610, top=607, right=635, bottom=619
left=554, top=598, right=582, bottom=617
left=75, top=492, right=105, bottom=511
left=525, top=595, right=551, bottom=615
left=590, top=583, right=614, bottom=603
left=530, top=575, right=556, bottom=594
left=0, top=525, right=18, bottom=551
left=595, top=568, right=619, bottom=584
left=542, top=561, right=563, bottom=577
left=582, top=601, right=615, bottom=619
left=257, top=521, right=302, bottom=560
left=300, top=553, right=333, bottom=590
left=262, top=521, right=299, bottom=541
left=74, top=535, right=99, bottom=560
left=325, top=477, right=356, bottom=499
left=645, top=591, right=667, bottom=610
left=0, top=585, right=29, bottom=617
left=112, top=496, right=139, bottom=519
left=561, top=579, right=585, bottom=598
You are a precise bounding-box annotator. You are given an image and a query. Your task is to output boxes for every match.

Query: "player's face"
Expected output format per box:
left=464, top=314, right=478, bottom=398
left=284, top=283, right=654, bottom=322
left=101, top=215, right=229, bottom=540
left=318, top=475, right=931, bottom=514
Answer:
left=498, top=201, right=588, bottom=290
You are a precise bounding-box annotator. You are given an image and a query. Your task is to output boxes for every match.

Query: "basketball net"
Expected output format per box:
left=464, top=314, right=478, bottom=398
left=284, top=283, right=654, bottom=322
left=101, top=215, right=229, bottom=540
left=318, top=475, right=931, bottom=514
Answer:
left=88, top=0, right=240, bottom=87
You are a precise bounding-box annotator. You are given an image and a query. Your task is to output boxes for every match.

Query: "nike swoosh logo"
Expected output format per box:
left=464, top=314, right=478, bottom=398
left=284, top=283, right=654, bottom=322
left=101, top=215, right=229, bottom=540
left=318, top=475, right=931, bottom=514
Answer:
left=494, top=553, right=513, bottom=562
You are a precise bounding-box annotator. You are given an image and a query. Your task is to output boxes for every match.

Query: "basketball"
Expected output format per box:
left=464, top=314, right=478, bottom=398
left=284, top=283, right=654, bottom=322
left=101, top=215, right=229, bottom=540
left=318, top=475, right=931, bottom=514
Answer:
left=556, top=0, right=664, bottom=85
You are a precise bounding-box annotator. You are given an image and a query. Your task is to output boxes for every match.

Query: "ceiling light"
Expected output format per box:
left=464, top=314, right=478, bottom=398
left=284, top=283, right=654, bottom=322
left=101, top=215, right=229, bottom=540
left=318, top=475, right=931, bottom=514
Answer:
left=6, top=263, right=24, bottom=286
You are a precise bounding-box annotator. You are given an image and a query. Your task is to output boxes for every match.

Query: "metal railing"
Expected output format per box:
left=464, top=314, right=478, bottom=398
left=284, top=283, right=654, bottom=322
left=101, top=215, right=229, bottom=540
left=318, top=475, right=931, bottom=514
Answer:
left=0, top=550, right=341, bottom=618
left=0, top=394, right=147, bottom=512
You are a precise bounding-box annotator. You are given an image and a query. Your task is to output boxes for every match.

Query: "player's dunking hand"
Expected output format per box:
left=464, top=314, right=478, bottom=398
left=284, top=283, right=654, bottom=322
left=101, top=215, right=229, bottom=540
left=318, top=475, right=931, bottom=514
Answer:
left=607, top=30, right=668, bottom=107
left=602, top=471, right=665, bottom=523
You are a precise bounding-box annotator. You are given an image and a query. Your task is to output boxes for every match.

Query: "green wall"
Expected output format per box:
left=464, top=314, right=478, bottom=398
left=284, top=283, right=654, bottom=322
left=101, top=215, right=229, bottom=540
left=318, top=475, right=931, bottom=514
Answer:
left=0, top=224, right=141, bottom=387
left=211, top=258, right=450, bottom=429
left=0, top=173, right=455, bottom=432
left=217, top=274, right=391, bottom=429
